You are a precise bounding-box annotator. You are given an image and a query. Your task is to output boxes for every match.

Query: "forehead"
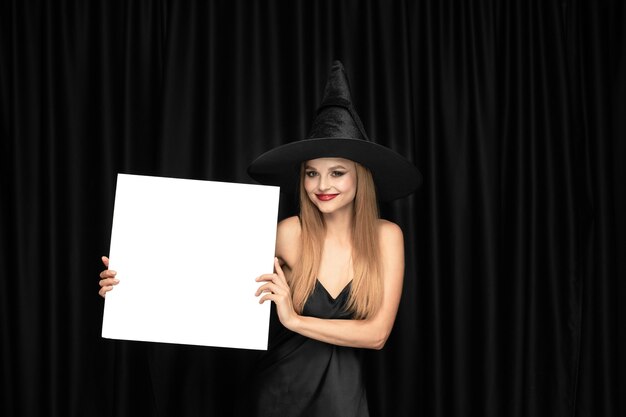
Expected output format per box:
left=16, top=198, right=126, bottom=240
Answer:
left=304, top=157, right=355, bottom=168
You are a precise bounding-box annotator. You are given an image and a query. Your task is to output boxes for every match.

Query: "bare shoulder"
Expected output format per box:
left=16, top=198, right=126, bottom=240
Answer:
left=276, top=216, right=301, bottom=267
left=377, top=220, right=405, bottom=280
left=277, top=215, right=301, bottom=240
left=377, top=219, right=404, bottom=244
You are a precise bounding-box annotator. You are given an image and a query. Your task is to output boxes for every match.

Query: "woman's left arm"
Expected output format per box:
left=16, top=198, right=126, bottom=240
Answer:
left=256, top=221, right=405, bottom=350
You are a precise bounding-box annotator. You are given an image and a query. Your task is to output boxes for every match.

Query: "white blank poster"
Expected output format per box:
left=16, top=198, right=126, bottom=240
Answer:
left=101, top=173, right=279, bottom=350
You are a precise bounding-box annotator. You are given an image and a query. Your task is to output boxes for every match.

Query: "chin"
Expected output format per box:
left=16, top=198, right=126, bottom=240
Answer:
left=316, top=205, right=336, bottom=214
left=315, top=201, right=353, bottom=215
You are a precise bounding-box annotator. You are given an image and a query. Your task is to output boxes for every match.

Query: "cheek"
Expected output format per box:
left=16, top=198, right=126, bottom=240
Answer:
left=337, top=176, right=357, bottom=194
left=304, top=183, right=321, bottom=206
left=303, top=178, right=317, bottom=194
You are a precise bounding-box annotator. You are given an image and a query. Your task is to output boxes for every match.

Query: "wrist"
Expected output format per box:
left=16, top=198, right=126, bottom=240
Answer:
left=284, top=313, right=302, bottom=332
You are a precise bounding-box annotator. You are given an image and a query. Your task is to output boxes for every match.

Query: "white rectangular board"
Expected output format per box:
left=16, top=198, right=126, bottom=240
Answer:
left=102, top=173, right=279, bottom=350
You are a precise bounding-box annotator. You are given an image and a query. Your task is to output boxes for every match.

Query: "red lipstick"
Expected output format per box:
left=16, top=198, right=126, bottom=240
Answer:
left=316, top=193, right=339, bottom=201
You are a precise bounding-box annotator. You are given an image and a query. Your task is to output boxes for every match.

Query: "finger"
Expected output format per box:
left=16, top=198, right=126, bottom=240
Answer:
left=99, top=269, right=117, bottom=279
left=255, top=273, right=278, bottom=283
left=99, top=286, right=113, bottom=298
left=255, top=275, right=290, bottom=294
left=255, top=282, right=282, bottom=297
left=274, top=257, right=284, bottom=275
left=99, top=278, right=119, bottom=288
left=273, top=258, right=289, bottom=285
left=259, top=293, right=275, bottom=304
left=102, top=256, right=109, bottom=268
left=258, top=293, right=280, bottom=304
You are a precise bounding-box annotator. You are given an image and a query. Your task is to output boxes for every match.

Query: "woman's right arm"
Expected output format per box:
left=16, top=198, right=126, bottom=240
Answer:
left=273, top=216, right=301, bottom=270
left=98, top=256, right=119, bottom=298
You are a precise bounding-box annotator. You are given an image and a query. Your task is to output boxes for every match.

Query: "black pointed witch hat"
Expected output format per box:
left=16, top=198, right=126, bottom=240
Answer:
left=247, top=61, right=422, bottom=201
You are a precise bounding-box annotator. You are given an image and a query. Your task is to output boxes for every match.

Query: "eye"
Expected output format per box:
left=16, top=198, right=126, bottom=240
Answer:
left=305, top=171, right=318, bottom=178
left=331, top=171, right=345, bottom=177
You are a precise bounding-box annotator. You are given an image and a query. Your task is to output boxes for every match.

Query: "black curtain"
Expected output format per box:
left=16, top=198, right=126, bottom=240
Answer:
left=1, top=1, right=624, bottom=416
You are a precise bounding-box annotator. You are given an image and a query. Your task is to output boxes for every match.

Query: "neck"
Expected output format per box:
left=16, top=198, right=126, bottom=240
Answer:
left=322, top=207, right=353, bottom=242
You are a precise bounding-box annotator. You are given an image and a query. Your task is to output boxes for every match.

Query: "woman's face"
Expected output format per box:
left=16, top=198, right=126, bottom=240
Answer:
left=303, top=157, right=357, bottom=215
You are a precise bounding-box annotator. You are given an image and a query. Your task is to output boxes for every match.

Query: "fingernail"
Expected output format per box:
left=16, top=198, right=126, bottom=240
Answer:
left=113, top=279, right=120, bottom=284
left=111, top=271, right=117, bottom=276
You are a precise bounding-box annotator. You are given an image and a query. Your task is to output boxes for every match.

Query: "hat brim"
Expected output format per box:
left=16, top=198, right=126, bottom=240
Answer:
left=247, top=138, right=422, bottom=202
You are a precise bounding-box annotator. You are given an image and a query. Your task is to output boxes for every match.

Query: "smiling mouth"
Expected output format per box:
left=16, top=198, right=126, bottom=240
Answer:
left=316, top=194, right=339, bottom=201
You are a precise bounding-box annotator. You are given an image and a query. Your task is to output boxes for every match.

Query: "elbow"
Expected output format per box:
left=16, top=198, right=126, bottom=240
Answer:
left=372, top=337, right=387, bottom=350
left=371, top=340, right=385, bottom=350
left=369, top=329, right=390, bottom=350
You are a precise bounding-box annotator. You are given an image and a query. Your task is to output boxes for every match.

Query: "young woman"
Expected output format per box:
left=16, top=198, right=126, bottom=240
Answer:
left=238, top=61, right=422, bottom=416
left=99, top=61, right=421, bottom=416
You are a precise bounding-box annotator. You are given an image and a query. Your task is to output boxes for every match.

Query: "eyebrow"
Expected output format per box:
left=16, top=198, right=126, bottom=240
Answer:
left=304, top=164, right=348, bottom=171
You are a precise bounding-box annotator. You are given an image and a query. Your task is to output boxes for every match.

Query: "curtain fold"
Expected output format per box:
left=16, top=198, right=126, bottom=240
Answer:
left=0, top=1, right=623, bottom=416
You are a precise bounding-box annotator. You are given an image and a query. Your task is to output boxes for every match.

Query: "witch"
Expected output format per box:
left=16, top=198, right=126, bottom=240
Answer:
left=99, top=61, right=421, bottom=416
left=243, top=60, right=421, bottom=416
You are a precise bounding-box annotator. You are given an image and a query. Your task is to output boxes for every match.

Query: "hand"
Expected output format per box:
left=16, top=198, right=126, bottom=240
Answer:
left=255, top=257, right=299, bottom=330
left=98, top=256, right=119, bottom=298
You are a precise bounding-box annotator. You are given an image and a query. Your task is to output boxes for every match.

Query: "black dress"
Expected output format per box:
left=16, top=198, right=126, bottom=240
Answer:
left=238, top=279, right=369, bottom=417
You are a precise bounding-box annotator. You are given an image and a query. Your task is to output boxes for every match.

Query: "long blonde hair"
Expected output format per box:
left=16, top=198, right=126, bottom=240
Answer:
left=290, top=162, right=383, bottom=319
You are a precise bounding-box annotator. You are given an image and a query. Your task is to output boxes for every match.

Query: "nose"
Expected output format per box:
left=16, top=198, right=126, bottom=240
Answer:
left=318, top=174, right=331, bottom=191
